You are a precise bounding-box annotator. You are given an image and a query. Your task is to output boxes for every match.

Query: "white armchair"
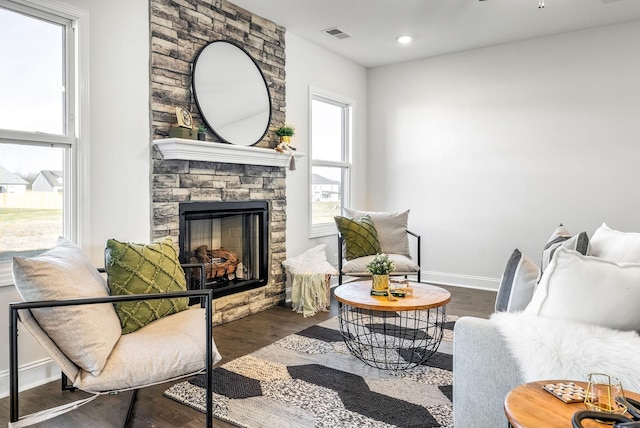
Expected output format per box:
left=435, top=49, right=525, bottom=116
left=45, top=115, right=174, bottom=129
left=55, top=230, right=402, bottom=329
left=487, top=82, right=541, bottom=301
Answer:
left=9, top=238, right=222, bottom=427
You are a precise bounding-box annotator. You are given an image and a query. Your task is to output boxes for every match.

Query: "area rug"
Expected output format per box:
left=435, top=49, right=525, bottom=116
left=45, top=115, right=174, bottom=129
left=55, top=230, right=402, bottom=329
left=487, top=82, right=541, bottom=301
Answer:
left=164, top=315, right=456, bottom=428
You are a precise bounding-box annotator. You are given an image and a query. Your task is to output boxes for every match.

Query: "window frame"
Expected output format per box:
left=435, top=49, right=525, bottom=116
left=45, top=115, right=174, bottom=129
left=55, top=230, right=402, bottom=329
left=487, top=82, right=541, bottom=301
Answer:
left=308, top=89, right=353, bottom=238
left=0, top=0, right=89, bottom=286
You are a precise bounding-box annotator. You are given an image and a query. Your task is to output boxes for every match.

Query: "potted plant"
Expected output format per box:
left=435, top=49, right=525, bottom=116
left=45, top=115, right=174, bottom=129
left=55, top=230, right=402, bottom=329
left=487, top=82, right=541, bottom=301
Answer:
left=366, top=253, right=395, bottom=293
left=275, top=124, right=295, bottom=144
left=197, top=125, right=206, bottom=141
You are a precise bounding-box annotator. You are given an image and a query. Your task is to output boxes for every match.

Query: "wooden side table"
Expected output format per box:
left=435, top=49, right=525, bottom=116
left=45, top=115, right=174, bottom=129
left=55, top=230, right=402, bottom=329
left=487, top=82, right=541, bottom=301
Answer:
left=505, top=380, right=640, bottom=428
left=334, top=281, right=451, bottom=370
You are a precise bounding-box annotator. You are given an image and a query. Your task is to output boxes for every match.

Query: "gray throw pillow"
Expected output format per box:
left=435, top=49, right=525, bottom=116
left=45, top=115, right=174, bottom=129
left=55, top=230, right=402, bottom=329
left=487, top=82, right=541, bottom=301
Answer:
left=495, top=249, right=540, bottom=312
left=542, top=224, right=590, bottom=271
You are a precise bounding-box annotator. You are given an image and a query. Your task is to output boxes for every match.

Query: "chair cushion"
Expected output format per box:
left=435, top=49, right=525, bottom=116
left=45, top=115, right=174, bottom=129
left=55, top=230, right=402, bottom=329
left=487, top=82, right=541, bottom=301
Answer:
left=525, top=247, right=640, bottom=331
left=74, top=307, right=222, bottom=392
left=495, top=249, right=540, bottom=313
left=341, top=253, right=419, bottom=275
left=12, top=237, right=121, bottom=376
left=105, top=238, right=189, bottom=334
left=590, top=223, right=640, bottom=263
left=343, top=208, right=411, bottom=257
left=541, top=224, right=590, bottom=271
left=334, top=215, right=381, bottom=260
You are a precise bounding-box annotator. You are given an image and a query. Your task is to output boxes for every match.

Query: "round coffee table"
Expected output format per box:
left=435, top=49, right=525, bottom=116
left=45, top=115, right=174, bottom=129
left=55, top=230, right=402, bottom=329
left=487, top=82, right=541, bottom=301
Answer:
left=505, top=380, right=640, bottom=427
left=334, top=280, right=451, bottom=370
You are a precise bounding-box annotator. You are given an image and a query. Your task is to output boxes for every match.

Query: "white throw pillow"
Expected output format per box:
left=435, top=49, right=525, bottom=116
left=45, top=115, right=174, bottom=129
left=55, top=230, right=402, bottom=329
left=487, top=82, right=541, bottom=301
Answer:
left=343, top=208, right=411, bottom=257
left=590, top=223, right=640, bottom=263
left=495, top=249, right=540, bottom=312
left=525, top=247, right=640, bottom=331
left=282, top=244, right=338, bottom=275
left=12, top=237, right=122, bottom=376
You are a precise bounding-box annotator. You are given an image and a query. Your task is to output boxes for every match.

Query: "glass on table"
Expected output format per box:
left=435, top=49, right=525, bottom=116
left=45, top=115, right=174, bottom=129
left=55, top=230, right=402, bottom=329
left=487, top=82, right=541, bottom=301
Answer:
left=584, top=373, right=628, bottom=416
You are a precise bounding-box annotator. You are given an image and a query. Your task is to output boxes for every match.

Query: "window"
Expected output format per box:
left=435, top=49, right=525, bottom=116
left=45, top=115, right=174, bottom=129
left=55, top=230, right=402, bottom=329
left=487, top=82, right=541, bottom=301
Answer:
left=310, top=92, right=352, bottom=237
left=0, top=0, right=83, bottom=285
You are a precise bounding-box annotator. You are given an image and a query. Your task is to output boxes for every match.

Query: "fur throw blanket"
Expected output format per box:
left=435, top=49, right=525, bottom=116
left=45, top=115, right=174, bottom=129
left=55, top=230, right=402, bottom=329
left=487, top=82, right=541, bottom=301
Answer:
left=490, top=312, right=640, bottom=392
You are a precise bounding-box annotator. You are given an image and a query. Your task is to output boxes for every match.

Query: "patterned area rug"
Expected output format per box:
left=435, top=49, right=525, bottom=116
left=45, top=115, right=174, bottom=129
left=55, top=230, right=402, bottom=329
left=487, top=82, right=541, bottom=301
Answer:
left=164, top=315, right=456, bottom=428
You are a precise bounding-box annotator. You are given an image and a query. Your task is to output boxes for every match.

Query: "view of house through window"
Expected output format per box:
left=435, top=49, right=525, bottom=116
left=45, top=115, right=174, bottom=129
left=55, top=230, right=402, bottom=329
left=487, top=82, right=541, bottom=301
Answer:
left=310, top=94, right=351, bottom=236
left=0, top=3, right=73, bottom=264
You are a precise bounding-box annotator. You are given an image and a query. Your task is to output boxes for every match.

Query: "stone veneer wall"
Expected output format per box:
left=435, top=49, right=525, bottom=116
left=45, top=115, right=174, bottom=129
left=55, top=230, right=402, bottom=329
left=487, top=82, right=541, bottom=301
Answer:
left=150, top=0, right=287, bottom=324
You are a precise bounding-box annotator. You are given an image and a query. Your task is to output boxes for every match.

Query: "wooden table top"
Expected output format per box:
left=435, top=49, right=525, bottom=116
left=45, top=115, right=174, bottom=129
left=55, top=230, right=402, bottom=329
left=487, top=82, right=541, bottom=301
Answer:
left=505, top=380, right=640, bottom=428
left=333, top=281, right=451, bottom=311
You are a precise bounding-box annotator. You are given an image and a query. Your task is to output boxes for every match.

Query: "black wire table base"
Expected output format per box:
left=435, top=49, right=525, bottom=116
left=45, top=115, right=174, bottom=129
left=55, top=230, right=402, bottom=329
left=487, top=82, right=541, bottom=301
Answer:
left=337, top=303, right=447, bottom=370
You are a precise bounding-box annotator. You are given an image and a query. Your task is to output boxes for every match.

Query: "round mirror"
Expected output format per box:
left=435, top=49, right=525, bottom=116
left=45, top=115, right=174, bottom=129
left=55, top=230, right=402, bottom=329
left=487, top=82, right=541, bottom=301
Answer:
left=192, top=40, right=272, bottom=146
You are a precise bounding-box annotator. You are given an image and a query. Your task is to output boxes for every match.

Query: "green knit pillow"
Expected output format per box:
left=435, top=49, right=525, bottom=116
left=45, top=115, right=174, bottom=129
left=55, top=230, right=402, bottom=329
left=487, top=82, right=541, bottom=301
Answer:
left=334, top=215, right=381, bottom=260
left=105, top=238, right=189, bottom=334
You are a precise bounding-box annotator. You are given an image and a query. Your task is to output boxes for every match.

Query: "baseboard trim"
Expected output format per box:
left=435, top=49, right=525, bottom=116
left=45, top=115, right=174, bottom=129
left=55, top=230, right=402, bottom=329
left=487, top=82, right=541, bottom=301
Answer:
left=420, top=270, right=500, bottom=291
left=0, top=358, right=61, bottom=399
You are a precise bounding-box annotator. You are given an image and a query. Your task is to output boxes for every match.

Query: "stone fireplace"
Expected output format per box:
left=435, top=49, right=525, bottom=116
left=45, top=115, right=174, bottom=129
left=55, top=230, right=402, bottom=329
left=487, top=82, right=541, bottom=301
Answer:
left=150, top=0, right=289, bottom=324
left=150, top=143, right=293, bottom=325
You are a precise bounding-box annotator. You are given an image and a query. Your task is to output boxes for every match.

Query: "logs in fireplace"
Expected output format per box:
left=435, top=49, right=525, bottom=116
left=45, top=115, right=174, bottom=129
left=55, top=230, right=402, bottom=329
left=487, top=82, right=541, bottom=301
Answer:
left=190, top=245, right=239, bottom=281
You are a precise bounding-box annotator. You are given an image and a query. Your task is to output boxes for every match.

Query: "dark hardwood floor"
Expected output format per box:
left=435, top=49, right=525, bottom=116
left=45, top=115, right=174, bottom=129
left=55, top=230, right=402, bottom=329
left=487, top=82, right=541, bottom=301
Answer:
left=0, top=283, right=495, bottom=427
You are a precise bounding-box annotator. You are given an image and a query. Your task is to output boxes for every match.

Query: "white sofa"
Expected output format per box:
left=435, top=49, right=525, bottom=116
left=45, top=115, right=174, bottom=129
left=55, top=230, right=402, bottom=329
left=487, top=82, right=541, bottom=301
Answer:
left=453, top=223, right=640, bottom=427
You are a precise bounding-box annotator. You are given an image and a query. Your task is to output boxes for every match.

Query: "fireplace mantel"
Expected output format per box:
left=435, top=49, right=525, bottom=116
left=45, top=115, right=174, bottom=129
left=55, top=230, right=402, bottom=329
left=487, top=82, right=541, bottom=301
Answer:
left=153, top=138, right=305, bottom=168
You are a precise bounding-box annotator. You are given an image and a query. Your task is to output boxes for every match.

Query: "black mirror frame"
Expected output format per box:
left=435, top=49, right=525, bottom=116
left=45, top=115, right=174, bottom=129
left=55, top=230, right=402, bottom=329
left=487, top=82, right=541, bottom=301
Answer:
left=191, top=39, right=272, bottom=146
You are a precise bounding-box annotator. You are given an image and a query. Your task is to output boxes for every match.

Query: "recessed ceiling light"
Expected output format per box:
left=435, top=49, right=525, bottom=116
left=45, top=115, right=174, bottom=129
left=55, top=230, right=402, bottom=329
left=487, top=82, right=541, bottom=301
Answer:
left=397, top=35, right=412, bottom=45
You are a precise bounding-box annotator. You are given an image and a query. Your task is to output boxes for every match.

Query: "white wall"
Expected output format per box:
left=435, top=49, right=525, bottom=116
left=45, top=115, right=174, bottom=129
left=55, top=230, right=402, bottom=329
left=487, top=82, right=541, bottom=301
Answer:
left=368, top=20, right=640, bottom=290
left=284, top=32, right=368, bottom=263
left=0, top=0, right=150, bottom=397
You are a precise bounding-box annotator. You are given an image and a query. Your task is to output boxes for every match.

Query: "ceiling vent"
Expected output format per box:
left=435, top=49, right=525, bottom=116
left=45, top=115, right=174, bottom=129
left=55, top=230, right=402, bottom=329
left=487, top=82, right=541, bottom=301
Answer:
left=323, top=27, right=351, bottom=40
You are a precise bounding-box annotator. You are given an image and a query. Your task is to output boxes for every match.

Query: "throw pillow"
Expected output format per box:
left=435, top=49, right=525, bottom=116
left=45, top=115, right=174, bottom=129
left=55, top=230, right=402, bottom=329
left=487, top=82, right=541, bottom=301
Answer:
left=590, top=223, right=640, bottom=263
left=541, top=224, right=590, bottom=271
left=105, top=238, right=189, bottom=334
left=524, top=247, right=640, bottom=331
left=282, top=244, right=338, bottom=275
left=495, top=249, right=540, bottom=312
left=334, top=215, right=381, bottom=260
left=343, top=208, right=411, bottom=257
left=12, top=237, right=122, bottom=376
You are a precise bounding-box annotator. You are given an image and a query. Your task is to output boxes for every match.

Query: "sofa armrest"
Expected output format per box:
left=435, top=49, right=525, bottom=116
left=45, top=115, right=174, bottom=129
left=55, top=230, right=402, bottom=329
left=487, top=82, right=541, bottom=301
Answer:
left=453, top=316, right=523, bottom=428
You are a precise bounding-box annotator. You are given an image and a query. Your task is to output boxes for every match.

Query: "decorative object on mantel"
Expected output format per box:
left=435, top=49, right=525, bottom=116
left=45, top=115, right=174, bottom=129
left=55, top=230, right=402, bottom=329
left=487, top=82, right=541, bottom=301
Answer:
left=274, top=140, right=297, bottom=170
left=274, top=124, right=297, bottom=169
left=169, top=107, right=197, bottom=139
left=197, top=125, right=206, bottom=141
left=275, top=124, right=295, bottom=145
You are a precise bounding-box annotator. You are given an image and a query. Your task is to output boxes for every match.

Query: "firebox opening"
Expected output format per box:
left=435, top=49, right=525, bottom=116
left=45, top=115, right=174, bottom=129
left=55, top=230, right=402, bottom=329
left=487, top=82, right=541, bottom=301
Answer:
left=179, top=200, right=268, bottom=298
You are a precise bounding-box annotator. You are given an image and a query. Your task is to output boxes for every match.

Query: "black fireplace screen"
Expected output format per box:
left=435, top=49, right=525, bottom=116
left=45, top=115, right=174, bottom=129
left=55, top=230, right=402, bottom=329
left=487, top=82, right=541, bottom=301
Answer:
left=179, top=201, right=268, bottom=298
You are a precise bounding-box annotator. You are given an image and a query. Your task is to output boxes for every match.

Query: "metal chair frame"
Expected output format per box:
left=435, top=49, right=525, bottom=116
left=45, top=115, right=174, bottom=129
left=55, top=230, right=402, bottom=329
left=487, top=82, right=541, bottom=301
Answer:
left=338, top=230, right=421, bottom=285
left=9, top=265, right=215, bottom=428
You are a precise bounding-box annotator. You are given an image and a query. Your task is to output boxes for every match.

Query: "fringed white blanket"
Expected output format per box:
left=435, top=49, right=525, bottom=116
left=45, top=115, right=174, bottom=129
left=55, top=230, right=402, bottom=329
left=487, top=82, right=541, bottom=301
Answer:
left=490, top=312, right=640, bottom=392
left=290, top=274, right=330, bottom=317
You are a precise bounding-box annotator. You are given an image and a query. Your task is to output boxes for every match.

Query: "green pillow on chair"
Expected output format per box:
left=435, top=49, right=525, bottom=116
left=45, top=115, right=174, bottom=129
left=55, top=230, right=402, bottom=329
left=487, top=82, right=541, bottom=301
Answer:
left=334, top=215, right=381, bottom=260
left=105, top=238, right=189, bottom=334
